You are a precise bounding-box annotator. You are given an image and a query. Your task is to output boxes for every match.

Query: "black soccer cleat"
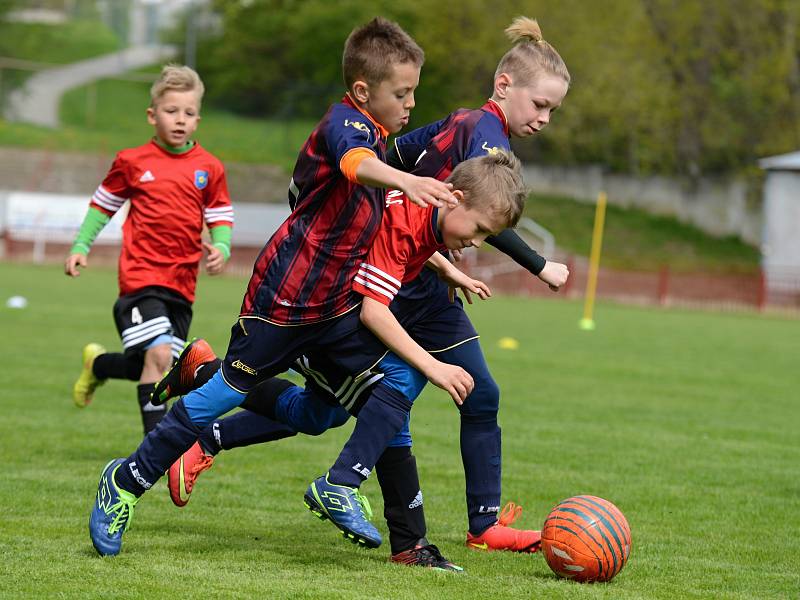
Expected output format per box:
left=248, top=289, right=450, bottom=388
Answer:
left=391, top=539, right=464, bottom=572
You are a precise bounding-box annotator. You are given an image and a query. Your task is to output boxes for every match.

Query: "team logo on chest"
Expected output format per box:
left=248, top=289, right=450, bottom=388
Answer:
left=194, top=170, right=209, bottom=189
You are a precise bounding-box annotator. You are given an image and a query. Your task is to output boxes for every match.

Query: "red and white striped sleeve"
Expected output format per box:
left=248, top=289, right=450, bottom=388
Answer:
left=90, top=154, right=132, bottom=216
left=203, top=161, right=234, bottom=228
left=353, top=216, right=413, bottom=306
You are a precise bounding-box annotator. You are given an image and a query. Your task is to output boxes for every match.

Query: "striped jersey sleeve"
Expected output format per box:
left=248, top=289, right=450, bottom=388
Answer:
left=90, top=154, right=132, bottom=216
left=353, top=204, right=413, bottom=306
left=202, top=161, right=234, bottom=227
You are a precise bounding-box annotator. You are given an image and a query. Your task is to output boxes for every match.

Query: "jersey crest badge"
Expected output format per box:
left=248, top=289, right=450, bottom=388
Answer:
left=482, top=142, right=501, bottom=155
left=344, top=119, right=371, bottom=135
left=194, top=170, right=209, bottom=190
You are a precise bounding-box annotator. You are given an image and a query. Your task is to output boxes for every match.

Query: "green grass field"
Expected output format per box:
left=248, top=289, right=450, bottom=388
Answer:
left=0, top=262, right=797, bottom=599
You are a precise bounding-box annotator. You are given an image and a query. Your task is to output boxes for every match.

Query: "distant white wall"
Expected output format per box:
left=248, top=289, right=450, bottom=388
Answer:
left=0, top=191, right=290, bottom=247
left=522, top=164, right=762, bottom=245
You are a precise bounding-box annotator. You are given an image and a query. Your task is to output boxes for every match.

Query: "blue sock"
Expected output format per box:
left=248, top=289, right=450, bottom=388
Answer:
left=274, top=385, right=350, bottom=435
left=327, top=383, right=413, bottom=488
left=199, top=410, right=296, bottom=455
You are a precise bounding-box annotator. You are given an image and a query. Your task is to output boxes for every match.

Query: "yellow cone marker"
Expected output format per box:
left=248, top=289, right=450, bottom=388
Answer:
left=497, top=337, right=520, bottom=350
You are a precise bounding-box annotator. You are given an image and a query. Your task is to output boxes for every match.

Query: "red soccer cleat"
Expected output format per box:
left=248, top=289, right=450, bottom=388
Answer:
left=152, top=338, right=217, bottom=405
left=465, top=502, right=542, bottom=553
left=168, top=441, right=215, bottom=507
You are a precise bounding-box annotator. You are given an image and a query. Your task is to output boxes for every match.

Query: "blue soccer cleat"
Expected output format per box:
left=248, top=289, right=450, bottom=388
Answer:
left=304, top=474, right=382, bottom=549
left=89, top=458, right=139, bottom=556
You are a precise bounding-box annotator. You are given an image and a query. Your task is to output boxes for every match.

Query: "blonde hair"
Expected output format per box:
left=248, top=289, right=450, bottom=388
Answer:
left=448, top=151, right=526, bottom=228
left=342, top=17, right=424, bottom=89
left=494, top=17, right=570, bottom=87
left=150, top=64, right=205, bottom=107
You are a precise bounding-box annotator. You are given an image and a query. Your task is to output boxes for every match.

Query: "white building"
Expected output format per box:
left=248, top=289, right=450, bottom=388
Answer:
left=758, top=151, right=800, bottom=301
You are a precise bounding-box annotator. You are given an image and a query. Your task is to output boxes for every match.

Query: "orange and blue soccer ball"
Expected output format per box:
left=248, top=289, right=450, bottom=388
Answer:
left=541, top=495, right=631, bottom=583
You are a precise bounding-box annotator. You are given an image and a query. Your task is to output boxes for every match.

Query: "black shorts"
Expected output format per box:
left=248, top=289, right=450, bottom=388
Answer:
left=113, top=286, right=193, bottom=358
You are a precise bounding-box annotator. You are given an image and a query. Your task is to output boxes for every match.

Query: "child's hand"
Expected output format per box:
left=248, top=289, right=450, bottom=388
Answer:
left=401, top=174, right=458, bottom=209
left=438, top=264, right=492, bottom=304
left=538, top=260, right=569, bottom=292
left=65, top=253, right=87, bottom=277
left=423, top=360, right=474, bottom=405
left=203, top=242, right=225, bottom=275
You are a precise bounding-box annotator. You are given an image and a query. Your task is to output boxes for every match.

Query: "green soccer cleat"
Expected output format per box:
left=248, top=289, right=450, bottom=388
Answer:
left=73, top=343, right=106, bottom=408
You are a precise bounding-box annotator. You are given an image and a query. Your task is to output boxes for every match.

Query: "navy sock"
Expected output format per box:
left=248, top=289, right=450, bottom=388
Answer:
left=137, top=383, right=166, bottom=436
left=376, top=446, right=426, bottom=554
left=93, top=352, right=143, bottom=381
left=461, top=415, right=502, bottom=535
left=199, top=410, right=296, bottom=455
left=240, top=377, right=297, bottom=418
left=328, top=384, right=412, bottom=488
left=437, top=340, right=502, bottom=535
left=116, top=399, right=203, bottom=496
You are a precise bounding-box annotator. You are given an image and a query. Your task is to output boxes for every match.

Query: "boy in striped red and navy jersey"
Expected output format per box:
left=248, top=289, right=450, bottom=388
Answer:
left=155, top=17, right=572, bottom=562
left=88, top=17, right=459, bottom=558
left=65, top=64, right=233, bottom=435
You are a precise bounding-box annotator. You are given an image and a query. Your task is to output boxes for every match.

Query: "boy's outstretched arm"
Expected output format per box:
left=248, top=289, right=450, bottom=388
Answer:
left=485, top=229, right=569, bottom=291
left=64, top=206, right=111, bottom=277
left=360, top=296, right=473, bottom=405
left=355, top=156, right=457, bottom=209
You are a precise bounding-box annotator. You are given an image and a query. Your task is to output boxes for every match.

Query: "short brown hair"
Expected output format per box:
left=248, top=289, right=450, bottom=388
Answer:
left=342, top=17, right=424, bottom=89
left=495, top=17, right=570, bottom=87
left=150, top=64, right=205, bottom=107
left=448, top=151, right=526, bottom=228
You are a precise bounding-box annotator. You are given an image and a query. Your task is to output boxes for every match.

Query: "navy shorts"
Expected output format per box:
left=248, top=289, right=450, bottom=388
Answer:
left=392, top=291, right=478, bottom=353
left=297, top=290, right=478, bottom=413
left=113, top=286, right=192, bottom=359
left=221, top=309, right=387, bottom=394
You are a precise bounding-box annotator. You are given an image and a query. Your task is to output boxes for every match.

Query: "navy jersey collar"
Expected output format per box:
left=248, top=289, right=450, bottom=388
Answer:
left=430, top=207, right=444, bottom=244
left=483, top=99, right=510, bottom=138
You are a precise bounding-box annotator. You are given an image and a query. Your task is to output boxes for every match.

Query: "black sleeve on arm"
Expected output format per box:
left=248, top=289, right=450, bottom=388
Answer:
left=486, top=228, right=547, bottom=276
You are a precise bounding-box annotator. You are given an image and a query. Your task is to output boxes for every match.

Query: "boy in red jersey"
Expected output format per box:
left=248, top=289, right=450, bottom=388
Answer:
left=65, top=64, right=234, bottom=435
left=87, top=17, right=459, bottom=558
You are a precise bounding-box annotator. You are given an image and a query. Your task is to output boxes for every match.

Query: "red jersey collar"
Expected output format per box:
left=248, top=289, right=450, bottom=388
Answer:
left=343, top=93, right=389, bottom=139
left=482, top=99, right=510, bottom=138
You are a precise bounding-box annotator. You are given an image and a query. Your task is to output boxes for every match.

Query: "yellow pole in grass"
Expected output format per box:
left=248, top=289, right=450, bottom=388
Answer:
left=579, top=191, right=607, bottom=331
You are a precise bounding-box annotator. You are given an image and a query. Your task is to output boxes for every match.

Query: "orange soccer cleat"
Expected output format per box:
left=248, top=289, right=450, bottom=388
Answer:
left=465, top=502, right=542, bottom=553
left=152, top=338, right=217, bottom=405
left=168, top=441, right=215, bottom=507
